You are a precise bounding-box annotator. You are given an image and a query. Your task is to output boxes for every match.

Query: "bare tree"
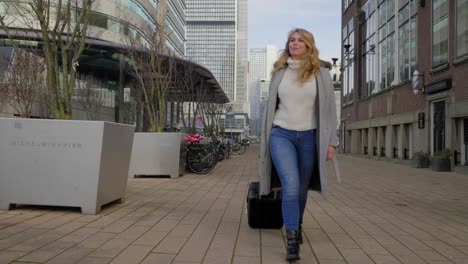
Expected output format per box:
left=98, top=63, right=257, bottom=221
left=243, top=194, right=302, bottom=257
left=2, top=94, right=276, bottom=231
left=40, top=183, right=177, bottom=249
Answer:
left=171, top=62, right=206, bottom=133
left=0, top=60, right=10, bottom=110
left=171, top=64, right=228, bottom=135
left=122, top=1, right=175, bottom=132
left=0, top=0, right=95, bottom=119
left=199, top=95, right=227, bottom=136
left=0, top=48, right=45, bottom=118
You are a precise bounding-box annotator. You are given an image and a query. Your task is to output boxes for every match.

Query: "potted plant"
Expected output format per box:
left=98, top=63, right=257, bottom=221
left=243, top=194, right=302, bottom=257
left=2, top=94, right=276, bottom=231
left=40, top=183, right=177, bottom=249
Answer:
left=0, top=2, right=136, bottom=215
left=411, top=151, right=431, bottom=168
left=0, top=0, right=94, bottom=119
left=124, top=5, right=185, bottom=179
left=432, top=149, right=452, bottom=172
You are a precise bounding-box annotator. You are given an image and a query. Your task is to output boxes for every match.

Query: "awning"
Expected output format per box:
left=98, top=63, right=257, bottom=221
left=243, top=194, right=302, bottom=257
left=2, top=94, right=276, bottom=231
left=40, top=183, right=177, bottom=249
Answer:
left=0, top=32, right=230, bottom=104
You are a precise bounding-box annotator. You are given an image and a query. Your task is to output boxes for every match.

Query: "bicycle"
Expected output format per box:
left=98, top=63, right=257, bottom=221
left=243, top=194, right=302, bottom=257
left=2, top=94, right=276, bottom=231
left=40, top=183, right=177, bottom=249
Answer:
left=231, top=139, right=249, bottom=155
left=184, top=134, right=217, bottom=174
left=211, top=139, right=227, bottom=161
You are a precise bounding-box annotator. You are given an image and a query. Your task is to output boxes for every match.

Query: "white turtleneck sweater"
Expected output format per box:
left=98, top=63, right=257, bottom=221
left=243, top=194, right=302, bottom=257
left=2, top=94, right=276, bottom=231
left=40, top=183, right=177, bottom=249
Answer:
left=272, top=58, right=317, bottom=131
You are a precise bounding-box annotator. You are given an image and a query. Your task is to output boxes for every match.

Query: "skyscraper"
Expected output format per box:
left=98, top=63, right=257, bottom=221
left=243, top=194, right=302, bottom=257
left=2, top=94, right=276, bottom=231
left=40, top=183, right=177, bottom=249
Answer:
left=248, top=45, right=278, bottom=136
left=186, top=0, right=248, bottom=113
left=234, top=0, right=248, bottom=114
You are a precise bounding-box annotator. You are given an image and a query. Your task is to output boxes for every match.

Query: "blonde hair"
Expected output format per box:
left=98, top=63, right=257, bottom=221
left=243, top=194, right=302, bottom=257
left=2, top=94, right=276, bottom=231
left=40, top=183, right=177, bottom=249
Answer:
left=272, top=28, right=321, bottom=84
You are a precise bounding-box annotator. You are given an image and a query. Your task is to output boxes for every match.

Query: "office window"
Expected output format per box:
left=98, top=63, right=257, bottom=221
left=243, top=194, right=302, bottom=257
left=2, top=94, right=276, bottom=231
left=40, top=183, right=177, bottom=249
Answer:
left=90, top=13, right=108, bottom=29
left=398, top=0, right=418, bottom=82
left=432, top=0, right=449, bottom=67
left=343, top=0, right=354, bottom=10
left=361, top=0, right=377, bottom=98
left=107, top=19, right=125, bottom=34
left=378, top=0, right=396, bottom=91
left=342, top=18, right=354, bottom=104
left=456, top=0, right=468, bottom=59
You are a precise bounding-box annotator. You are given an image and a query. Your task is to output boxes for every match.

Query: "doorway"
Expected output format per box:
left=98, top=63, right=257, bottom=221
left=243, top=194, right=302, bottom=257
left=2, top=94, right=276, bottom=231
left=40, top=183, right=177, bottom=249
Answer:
left=432, top=100, right=445, bottom=154
left=464, top=118, right=468, bottom=165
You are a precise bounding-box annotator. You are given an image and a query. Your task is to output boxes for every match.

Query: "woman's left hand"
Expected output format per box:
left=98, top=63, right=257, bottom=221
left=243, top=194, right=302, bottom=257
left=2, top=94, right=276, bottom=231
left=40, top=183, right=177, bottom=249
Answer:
left=326, top=145, right=335, bottom=161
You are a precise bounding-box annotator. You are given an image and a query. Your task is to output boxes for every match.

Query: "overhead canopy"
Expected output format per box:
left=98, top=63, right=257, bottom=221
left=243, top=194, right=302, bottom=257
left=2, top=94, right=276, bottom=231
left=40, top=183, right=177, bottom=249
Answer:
left=77, top=38, right=230, bottom=104
left=0, top=32, right=230, bottom=104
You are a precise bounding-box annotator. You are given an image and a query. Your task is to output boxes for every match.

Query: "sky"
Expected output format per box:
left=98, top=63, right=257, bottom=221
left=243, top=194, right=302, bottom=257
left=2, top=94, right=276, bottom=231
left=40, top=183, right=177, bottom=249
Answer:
left=248, top=0, right=342, bottom=62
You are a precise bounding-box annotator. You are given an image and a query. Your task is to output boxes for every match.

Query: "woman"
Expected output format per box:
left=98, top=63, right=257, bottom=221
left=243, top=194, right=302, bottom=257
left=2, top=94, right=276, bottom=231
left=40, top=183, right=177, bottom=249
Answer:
left=259, top=28, right=341, bottom=261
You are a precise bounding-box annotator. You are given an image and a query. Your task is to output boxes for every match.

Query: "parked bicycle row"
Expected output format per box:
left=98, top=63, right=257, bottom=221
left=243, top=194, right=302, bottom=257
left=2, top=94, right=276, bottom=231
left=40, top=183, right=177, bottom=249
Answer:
left=184, top=134, right=250, bottom=174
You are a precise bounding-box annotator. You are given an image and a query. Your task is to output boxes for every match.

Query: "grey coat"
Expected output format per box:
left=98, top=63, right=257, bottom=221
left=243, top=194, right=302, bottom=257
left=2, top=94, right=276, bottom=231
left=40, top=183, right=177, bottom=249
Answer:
left=258, top=66, right=342, bottom=198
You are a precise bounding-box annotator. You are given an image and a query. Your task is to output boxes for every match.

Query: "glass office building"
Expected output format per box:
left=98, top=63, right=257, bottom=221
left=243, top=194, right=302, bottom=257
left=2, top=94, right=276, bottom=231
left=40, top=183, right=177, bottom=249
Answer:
left=0, top=0, right=229, bottom=121
left=186, top=0, right=248, bottom=111
left=235, top=0, right=248, bottom=114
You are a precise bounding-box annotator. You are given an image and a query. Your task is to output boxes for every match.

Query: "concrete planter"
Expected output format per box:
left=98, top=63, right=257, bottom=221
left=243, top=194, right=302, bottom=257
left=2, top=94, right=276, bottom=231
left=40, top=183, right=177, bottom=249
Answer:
left=0, top=118, right=135, bottom=214
left=431, top=157, right=451, bottom=172
left=411, top=152, right=431, bottom=168
left=129, top=132, right=186, bottom=178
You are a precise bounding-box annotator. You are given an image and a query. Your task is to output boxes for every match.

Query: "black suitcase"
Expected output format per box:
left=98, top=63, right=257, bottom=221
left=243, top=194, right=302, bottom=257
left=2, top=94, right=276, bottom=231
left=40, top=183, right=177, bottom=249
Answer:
left=247, top=182, right=283, bottom=229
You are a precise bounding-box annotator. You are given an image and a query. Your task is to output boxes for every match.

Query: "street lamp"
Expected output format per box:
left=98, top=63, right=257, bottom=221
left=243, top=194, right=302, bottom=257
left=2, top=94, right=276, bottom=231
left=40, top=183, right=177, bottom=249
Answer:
left=343, top=44, right=375, bottom=65
left=343, top=44, right=355, bottom=63
left=332, top=58, right=339, bottom=67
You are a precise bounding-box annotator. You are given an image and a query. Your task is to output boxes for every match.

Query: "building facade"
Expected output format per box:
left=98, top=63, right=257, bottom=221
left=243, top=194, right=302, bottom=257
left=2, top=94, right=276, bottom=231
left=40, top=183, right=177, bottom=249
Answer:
left=186, top=0, right=237, bottom=102
left=248, top=45, right=278, bottom=136
left=186, top=0, right=249, bottom=137
left=0, top=0, right=228, bottom=123
left=341, top=0, right=468, bottom=168
left=91, top=0, right=187, bottom=56
left=235, top=0, right=249, bottom=114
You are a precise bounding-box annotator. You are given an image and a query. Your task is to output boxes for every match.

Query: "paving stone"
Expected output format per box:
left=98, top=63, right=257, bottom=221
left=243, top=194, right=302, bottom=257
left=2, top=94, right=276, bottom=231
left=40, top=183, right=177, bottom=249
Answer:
left=140, top=253, right=175, bottom=264
left=232, top=256, right=261, bottom=264
left=0, top=228, right=49, bottom=250
left=88, top=238, right=135, bottom=259
left=393, top=235, right=431, bottom=251
left=203, top=227, right=239, bottom=263
left=18, top=241, right=75, bottom=263
left=0, top=250, right=27, bottom=263
left=109, top=245, right=153, bottom=264
left=76, top=257, right=112, bottom=264
left=414, top=250, right=450, bottom=262
left=1, top=150, right=467, bottom=264
left=7, top=230, right=64, bottom=252
left=304, top=229, right=343, bottom=261
left=339, top=248, right=374, bottom=264
left=369, top=254, right=402, bottom=264
left=234, top=227, right=260, bottom=258
left=75, top=232, right=118, bottom=249
left=174, top=227, right=217, bottom=262
left=327, top=233, right=360, bottom=249
left=45, top=247, right=94, bottom=264
left=133, top=230, right=167, bottom=247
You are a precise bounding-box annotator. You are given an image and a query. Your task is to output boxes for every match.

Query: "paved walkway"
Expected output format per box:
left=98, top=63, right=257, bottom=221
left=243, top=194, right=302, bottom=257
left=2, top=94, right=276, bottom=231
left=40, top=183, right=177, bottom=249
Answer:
left=0, top=146, right=467, bottom=264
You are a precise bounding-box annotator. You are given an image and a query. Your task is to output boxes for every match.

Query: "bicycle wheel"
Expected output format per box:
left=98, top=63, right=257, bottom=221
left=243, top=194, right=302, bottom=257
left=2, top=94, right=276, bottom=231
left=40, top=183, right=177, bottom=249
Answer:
left=217, top=147, right=225, bottom=161
left=187, top=148, right=217, bottom=174
left=221, top=145, right=229, bottom=159
left=237, top=145, right=247, bottom=155
left=231, top=143, right=241, bottom=155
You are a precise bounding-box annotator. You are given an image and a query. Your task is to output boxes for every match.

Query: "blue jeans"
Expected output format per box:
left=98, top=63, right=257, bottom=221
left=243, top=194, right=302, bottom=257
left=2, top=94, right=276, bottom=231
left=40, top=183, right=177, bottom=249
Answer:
left=269, top=125, right=317, bottom=231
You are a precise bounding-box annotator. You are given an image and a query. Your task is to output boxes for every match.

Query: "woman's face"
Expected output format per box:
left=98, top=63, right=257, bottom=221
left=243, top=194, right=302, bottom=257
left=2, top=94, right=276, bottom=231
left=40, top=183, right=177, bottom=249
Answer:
left=288, top=32, right=307, bottom=59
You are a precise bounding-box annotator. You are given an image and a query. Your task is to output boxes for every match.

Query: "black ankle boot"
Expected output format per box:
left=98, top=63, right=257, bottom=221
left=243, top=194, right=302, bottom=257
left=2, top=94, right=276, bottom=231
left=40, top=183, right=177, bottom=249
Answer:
left=298, top=225, right=303, bottom=244
left=286, top=229, right=300, bottom=261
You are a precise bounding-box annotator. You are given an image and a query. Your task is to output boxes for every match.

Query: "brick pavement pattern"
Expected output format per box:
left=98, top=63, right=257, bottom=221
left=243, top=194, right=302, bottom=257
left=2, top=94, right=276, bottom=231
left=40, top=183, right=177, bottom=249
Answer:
left=0, top=146, right=467, bottom=264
